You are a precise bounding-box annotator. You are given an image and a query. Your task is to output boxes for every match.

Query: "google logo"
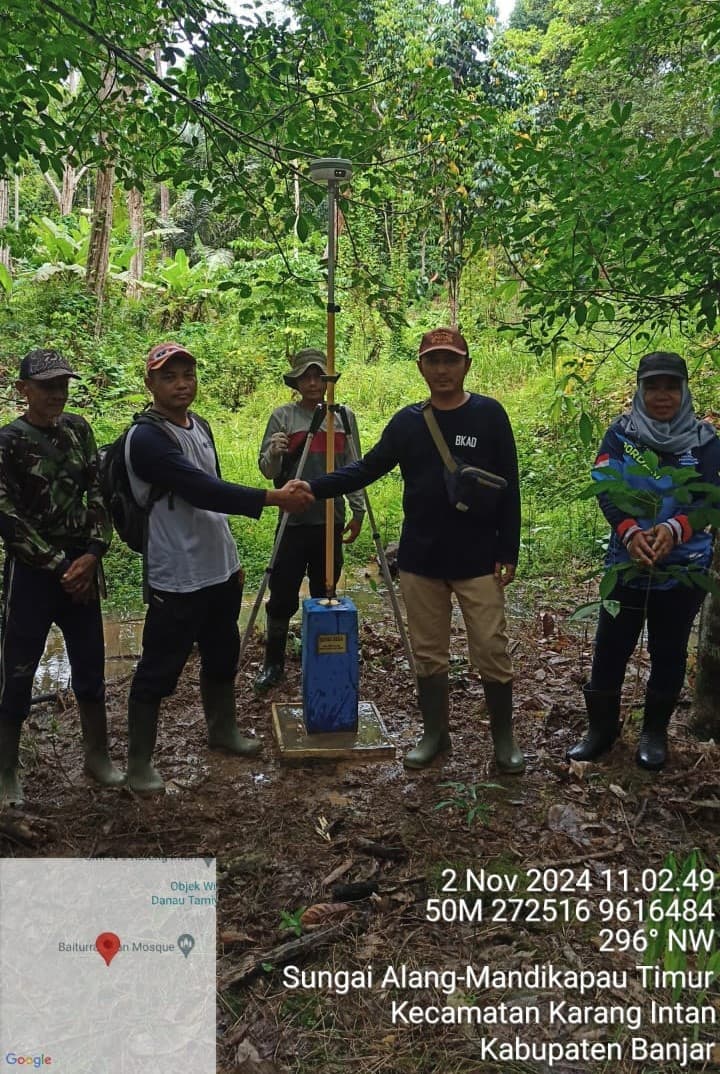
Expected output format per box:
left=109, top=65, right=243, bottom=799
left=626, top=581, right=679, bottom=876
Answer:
left=4, top=1056, right=52, bottom=1068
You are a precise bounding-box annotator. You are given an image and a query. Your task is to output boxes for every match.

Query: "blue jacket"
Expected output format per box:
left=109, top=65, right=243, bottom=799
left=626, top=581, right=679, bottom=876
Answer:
left=594, top=414, right=720, bottom=588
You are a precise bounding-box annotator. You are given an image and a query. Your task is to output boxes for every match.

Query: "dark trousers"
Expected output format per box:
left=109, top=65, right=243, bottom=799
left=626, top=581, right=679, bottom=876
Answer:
left=266, top=525, right=343, bottom=619
left=0, top=557, right=105, bottom=725
left=129, top=571, right=242, bottom=704
left=591, top=581, right=705, bottom=696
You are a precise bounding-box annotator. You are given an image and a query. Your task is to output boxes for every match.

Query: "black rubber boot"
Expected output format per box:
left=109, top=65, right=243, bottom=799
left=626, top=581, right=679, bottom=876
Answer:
left=404, top=673, right=451, bottom=769
left=0, top=719, right=24, bottom=806
left=483, top=679, right=525, bottom=773
left=254, top=617, right=289, bottom=694
left=78, top=700, right=126, bottom=787
left=127, top=698, right=165, bottom=795
left=637, top=688, right=677, bottom=771
left=566, top=683, right=621, bottom=762
left=200, top=674, right=262, bottom=757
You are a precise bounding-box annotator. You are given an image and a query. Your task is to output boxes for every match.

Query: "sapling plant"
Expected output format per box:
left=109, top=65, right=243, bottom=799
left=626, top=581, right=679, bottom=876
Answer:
left=569, top=447, right=720, bottom=624
left=435, top=781, right=503, bottom=828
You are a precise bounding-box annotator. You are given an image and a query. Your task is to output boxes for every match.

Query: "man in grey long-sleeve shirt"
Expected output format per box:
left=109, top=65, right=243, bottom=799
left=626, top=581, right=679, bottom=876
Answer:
left=255, top=348, right=365, bottom=692
left=125, top=341, right=312, bottom=794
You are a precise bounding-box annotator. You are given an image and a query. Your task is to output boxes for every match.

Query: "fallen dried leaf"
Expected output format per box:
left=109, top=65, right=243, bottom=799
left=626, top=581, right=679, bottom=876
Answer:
left=235, top=1040, right=290, bottom=1074
left=219, top=930, right=253, bottom=945
left=300, top=902, right=355, bottom=929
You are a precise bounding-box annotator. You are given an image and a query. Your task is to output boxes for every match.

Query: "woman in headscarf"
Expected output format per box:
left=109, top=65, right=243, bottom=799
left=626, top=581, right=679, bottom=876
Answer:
left=568, top=352, right=720, bottom=770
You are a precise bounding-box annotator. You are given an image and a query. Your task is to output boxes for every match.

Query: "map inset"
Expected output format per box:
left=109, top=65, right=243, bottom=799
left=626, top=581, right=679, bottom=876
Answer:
left=0, top=858, right=216, bottom=1072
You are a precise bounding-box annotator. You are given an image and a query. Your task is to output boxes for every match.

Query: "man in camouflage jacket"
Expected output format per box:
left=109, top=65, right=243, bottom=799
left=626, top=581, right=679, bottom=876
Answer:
left=0, top=349, right=123, bottom=805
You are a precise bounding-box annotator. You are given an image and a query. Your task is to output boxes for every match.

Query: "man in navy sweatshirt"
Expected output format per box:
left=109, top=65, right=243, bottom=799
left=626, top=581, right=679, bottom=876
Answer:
left=296, top=328, right=524, bottom=773
left=125, top=341, right=312, bottom=794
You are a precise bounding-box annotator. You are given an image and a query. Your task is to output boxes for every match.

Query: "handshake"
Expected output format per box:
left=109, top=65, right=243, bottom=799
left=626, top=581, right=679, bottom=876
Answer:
left=266, top=479, right=315, bottom=514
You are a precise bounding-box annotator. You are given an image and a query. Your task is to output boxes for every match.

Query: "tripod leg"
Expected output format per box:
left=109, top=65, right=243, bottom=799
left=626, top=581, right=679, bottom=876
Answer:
left=238, top=409, right=325, bottom=668
left=238, top=515, right=290, bottom=665
left=338, top=406, right=417, bottom=681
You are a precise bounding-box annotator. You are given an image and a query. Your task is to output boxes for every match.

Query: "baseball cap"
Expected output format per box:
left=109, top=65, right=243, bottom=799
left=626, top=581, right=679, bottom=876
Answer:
left=637, top=352, right=688, bottom=382
left=18, top=349, right=79, bottom=381
left=146, top=341, right=195, bottom=372
left=283, top=348, right=328, bottom=388
left=418, top=328, right=469, bottom=358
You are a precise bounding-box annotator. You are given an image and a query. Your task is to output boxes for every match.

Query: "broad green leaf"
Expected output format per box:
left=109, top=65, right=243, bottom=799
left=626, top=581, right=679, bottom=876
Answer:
left=568, top=600, right=602, bottom=622
left=578, top=411, right=594, bottom=448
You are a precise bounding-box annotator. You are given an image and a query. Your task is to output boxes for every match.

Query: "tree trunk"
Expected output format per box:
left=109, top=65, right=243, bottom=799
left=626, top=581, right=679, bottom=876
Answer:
left=0, top=180, right=10, bottom=273
left=127, top=186, right=144, bottom=298
left=85, top=64, right=118, bottom=304
left=42, top=73, right=87, bottom=217
left=61, top=165, right=79, bottom=217
left=154, top=49, right=172, bottom=257
left=44, top=162, right=89, bottom=216
left=293, top=167, right=301, bottom=259
left=159, top=182, right=171, bottom=256
left=692, top=540, right=720, bottom=737
left=86, top=164, right=115, bottom=300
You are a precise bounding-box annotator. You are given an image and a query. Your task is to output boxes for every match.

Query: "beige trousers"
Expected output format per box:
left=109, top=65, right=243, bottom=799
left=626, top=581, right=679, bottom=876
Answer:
left=399, top=571, right=513, bottom=682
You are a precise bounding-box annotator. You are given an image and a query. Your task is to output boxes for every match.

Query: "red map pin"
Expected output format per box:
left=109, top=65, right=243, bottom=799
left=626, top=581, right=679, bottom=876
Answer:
left=95, top=932, right=121, bottom=967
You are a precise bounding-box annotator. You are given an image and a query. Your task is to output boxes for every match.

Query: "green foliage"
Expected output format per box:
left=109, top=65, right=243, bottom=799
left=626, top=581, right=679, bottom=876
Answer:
left=642, top=850, right=719, bottom=1003
left=434, top=781, right=503, bottom=828
left=26, top=214, right=136, bottom=283
left=579, top=447, right=720, bottom=597
left=489, top=0, right=720, bottom=359
left=279, top=908, right=306, bottom=937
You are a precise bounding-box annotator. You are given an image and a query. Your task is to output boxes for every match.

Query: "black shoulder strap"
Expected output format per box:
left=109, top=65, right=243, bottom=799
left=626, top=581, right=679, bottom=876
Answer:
left=420, top=402, right=507, bottom=490
left=189, top=411, right=221, bottom=479
left=132, top=410, right=184, bottom=450
left=129, top=411, right=185, bottom=513
left=9, top=417, right=88, bottom=486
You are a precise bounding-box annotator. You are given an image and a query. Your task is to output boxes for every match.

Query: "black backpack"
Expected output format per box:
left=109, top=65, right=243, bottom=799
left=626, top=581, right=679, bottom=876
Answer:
left=98, top=412, right=183, bottom=554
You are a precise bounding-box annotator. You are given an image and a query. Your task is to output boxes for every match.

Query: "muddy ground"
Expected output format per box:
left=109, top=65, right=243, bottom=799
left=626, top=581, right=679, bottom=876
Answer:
left=1, top=581, right=719, bottom=1074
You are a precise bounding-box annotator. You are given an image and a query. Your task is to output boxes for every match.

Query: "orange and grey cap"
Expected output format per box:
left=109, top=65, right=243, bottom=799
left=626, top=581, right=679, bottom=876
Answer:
left=418, top=327, right=469, bottom=358
left=146, top=341, right=195, bottom=372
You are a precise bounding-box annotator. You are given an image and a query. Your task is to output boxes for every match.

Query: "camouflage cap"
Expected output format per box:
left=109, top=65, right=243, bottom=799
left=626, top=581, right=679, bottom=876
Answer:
left=283, top=348, right=328, bottom=387
left=19, top=349, right=79, bottom=381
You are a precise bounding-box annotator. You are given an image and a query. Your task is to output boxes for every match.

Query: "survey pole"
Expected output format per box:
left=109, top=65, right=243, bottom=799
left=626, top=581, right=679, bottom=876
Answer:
left=308, top=158, right=353, bottom=597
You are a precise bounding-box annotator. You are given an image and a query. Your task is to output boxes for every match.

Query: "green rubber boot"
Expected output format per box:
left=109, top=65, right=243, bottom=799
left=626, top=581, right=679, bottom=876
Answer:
left=0, top=719, right=24, bottom=806
left=404, top=673, right=451, bottom=769
left=483, top=679, right=525, bottom=774
left=78, top=700, right=125, bottom=787
left=253, top=618, right=289, bottom=695
left=200, top=674, right=262, bottom=757
left=127, top=698, right=165, bottom=795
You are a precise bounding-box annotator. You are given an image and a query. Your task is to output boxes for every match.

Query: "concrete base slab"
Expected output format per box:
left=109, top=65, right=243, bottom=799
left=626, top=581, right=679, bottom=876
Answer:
left=272, top=701, right=395, bottom=764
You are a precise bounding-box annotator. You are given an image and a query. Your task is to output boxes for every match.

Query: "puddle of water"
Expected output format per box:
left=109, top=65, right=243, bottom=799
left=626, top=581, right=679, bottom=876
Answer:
left=34, top=616, right=146, bottom=695
left=33, top=566, right=399, bottom=695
